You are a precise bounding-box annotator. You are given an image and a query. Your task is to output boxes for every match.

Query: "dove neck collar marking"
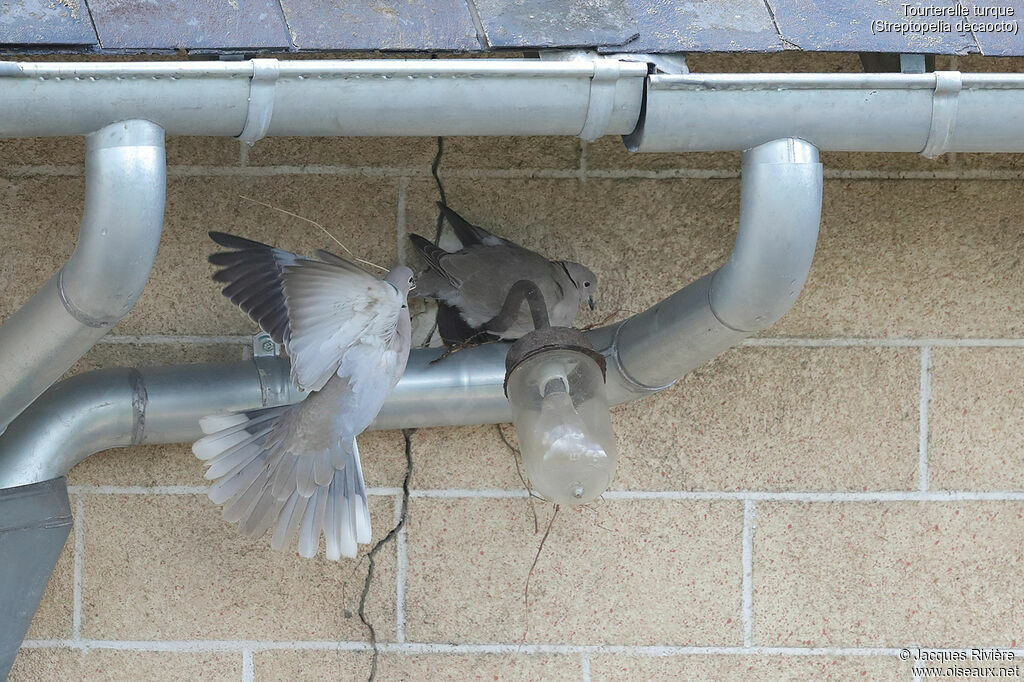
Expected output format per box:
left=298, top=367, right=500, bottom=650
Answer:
left=558, top=261, right=578, bottom=289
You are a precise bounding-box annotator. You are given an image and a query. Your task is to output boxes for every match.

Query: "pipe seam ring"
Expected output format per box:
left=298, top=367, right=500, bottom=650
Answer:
left=707, top=268, right=758, bottom=335
left=237, top=58, right=280, bottom=145
left=921, top=71, right=962, bottom=159
left=128, top=368, right=147, bottom=445
left=57, top=269, right=119, bottom=328
left=608, top=318, right=680, bottom=393
left=579, top=59, right=622, bottom=142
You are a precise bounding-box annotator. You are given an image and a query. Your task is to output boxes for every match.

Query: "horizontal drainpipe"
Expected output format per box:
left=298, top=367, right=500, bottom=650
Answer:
left=0, top=119, right=166, bottom=432
left=0, top=359, right=301, bottom=489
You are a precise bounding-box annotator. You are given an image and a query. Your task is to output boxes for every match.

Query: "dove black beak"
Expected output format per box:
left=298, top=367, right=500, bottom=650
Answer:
left=588, top=296, right=595, bottom=311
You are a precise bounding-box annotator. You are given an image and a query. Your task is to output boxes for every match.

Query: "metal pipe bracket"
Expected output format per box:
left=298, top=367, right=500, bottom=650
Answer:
left=237, top=58, right=280, bottom=145
left=921, top=71, right=962, bottom=159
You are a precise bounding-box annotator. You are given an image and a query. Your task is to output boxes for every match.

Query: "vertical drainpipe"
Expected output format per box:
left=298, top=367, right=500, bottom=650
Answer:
left=601, top=137, right=824, bottom=400
left=0, top=478, right=72, bottom=679
left=0, top=120, right=165, bottom=680
left=0, top=119, right=167, bottom=432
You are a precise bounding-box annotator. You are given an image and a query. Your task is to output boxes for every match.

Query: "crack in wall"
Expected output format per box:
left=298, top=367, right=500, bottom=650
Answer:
left=423, top=136, right=447, bottom=346
left=358, top=428, right=414, bottom=682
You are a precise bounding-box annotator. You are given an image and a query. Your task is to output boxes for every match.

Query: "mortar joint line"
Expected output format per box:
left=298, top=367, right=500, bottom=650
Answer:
left=742, top=499, right=755, bottom=648
left=72, top=496, right=84, bottom=641
left=64, top=486, right=1024, bottom=501
left=578, top=141, right=588, bottom=183
left=7, top=163, right=1024, bottom=182
left=580, top=652, right=592, bottom=682
left=24, top=639, right=966, bottom=657
left=395, top=494, right=409, bottom=643
left=241, top=649, right=254, bottom=682
left=89, top=334, right=1024, bottom=349
left=919, top=346, right=933, bottom=492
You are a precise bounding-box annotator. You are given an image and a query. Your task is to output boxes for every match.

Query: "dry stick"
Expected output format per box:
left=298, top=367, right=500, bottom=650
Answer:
left=578, top=307, right=633, bottom=332
left=427, top=329, right=491, bottom=365
left=237, top=194, right=389, bottom=273
left=496, top=423, right=541, bottom=533
left=519, top=504, right=559, bottom=649
left=358, top=428, right=415, bottom=682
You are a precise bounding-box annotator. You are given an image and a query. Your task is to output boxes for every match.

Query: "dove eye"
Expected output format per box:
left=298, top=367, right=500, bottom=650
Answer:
left=584, top=281, right=591, bottom=288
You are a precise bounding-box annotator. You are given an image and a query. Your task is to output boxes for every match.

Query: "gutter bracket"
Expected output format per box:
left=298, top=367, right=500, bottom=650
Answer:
left=900, top=54, right=927, bottom=74
left=252, top=331, right=281, bottom=358
left=237, top=58, right=279, bottom=145
left=921, top=70, right=962, bottom=159
left=254, top=355, right=300, bottom=407
left=612, top=53, right=688, bottom=75
left=579, top=58, right=622, bottom=142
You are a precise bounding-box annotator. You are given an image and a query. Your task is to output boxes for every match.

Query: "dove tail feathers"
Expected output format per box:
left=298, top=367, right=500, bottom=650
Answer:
left=192, top=406, right=371, bottom=561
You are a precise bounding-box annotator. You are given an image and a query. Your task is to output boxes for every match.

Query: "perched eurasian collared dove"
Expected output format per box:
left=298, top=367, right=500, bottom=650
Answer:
left=192, top=232, right=413, bottom=561
left=409, top=204, right=597, bottom=341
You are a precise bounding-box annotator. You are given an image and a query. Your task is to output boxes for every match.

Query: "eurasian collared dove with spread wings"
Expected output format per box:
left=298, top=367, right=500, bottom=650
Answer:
left=192, top=232, right=413, bottom=561
left=409, top=204, right=597, bottom=342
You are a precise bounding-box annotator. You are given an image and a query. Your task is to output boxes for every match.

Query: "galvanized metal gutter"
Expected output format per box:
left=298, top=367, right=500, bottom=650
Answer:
left=626, top=71, right=1024, bottom=156
left=0, top=59, right=649, bottom=142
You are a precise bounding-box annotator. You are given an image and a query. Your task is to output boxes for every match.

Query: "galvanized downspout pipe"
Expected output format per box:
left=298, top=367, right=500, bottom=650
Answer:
left=0, top=359, right=302, bottom=489
left=0, top=139, right=820, bottom=676
left=0, top=137, right=823, bottom=485
left=0, top=119, right=166, bottom=432
left=0, top=119, right=165, bottom=680
left=0, top=477, right=72, bottom=678
left=599, top=138, right=822, bottom=402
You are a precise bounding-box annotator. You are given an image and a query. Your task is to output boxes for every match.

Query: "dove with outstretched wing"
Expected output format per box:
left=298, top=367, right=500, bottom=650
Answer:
left=192, top=232, right=413, bottom=560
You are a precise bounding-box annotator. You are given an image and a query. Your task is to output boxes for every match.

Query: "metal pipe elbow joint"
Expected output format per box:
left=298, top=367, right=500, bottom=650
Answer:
left=605, top=137, right=823, bottom=400
left=61, top=120, right=167, bottom=323
left=0, top=358, right=303, bottom=489
left=0, top=120, right=166, bottom=430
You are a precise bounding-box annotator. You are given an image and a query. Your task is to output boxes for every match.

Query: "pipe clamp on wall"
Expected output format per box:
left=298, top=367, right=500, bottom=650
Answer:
left=921, top=71, right=962, bottom=158
left=237, top=58, right=280, bottom=144
left=579, top=59, right=623, bottom=142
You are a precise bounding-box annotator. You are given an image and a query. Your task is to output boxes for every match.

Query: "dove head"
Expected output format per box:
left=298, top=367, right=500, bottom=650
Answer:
left=560, top=261, right=598, bottom=311
left=385, top=265, right=416, bottom=299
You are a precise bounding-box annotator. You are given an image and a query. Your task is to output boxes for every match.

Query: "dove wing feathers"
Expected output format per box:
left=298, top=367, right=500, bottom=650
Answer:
left=282, top=260, right=404, bottom=393
left=198, top=233, right=410, bottom=560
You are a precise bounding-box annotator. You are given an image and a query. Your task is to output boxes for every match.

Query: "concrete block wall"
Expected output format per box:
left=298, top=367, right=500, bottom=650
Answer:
left=4, top=52, right=1024, bottom=681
